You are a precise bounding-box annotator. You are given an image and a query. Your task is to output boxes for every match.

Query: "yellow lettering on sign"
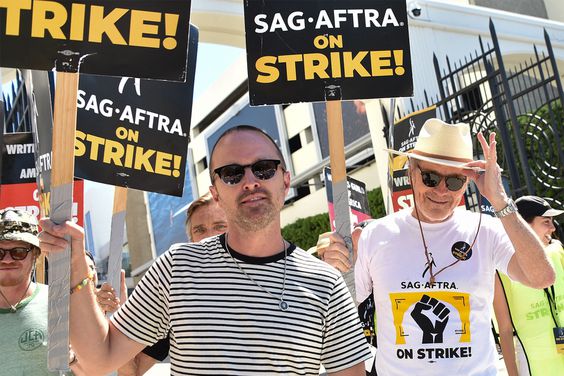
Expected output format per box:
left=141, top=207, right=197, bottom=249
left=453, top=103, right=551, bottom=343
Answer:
left=75, top=130, right=87, bottom=156
left=129, top=10, right=160, bottom=48
left=154, top=151, right=172, bottom=176
left=254, top=49, right=406, bottom=83
left=115, top=126, right=139, bottom=143
left=278, top=54, right=303, bottom=81
left=330, top=51, right=342, bottom=78
left=103, top=139, right=124, bottom=166
left=0, top=0, right=32, bottom=35
left=303, top=53, right=329, bottom=80
left=162, top=13, right=178, bottom=50
left=313, top=34, right=343, bottom=49
left=343, top=51, right=370, bottom=77
left=31, top=0, right=67, bottom=39
left=256, top=56, right=279, bottom=84
left=69, top=3, right=86, bottom=41
left=370, top=50, right=393, bottom=76
left=86, top=133, right=106, bottom=160
left=74, top=131, right=182, bottom=177
left=89, top=5, right=127, bottom=45
left=133, top=147, right=155, bottom=172
left=0, top=1, right=182, bottom=50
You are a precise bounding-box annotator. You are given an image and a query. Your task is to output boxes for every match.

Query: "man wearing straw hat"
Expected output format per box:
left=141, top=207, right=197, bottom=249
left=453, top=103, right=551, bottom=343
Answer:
left=320, top=118, right=555, bottom=375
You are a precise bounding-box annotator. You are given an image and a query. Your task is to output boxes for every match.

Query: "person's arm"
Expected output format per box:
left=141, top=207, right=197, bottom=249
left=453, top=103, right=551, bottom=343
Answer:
left=39, top=219, right=145, bottom=374
left=327, top=362, right=365, bottom=376
left=464, top=132, right=555, bottom=288
left=493, top=274, right=518, bottom=376
left=134, top=352, right=159, bottom=375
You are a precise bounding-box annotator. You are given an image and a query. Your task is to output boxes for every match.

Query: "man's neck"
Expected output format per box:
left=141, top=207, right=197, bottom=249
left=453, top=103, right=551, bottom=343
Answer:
left=226, top=225, right=285, bottom=257
left=0, top=279, right=34, bottom=309
left=411, top=208, right=454, bottom=224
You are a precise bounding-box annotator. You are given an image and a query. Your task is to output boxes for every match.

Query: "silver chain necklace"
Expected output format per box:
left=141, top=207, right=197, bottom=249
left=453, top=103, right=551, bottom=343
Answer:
left=224, top=234, right=289, bottom=311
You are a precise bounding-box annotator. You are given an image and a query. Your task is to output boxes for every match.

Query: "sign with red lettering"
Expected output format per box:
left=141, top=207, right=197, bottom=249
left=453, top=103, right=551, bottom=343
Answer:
left=1, top=180, right=84, bottom=226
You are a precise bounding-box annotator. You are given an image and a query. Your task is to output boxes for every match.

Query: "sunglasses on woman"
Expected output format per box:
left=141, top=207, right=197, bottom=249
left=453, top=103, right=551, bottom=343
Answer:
left=213, top=159, right=284, bottom=185
left=418, top=167, right=467, bottom=192
left=0, top=247, right=32, bottom=261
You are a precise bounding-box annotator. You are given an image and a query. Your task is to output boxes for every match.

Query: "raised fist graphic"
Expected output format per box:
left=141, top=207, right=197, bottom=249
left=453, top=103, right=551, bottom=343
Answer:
left=411, top=294, right=450, bottom=344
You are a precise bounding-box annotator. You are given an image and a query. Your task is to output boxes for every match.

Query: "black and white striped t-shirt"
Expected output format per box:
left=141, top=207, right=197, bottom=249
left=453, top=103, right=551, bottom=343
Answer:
left=111, top=234, right=370, bottom=375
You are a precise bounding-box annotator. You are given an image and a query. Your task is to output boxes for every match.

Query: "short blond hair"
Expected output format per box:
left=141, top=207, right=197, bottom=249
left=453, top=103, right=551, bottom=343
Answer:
left=185, top=193, right=215, bottom=239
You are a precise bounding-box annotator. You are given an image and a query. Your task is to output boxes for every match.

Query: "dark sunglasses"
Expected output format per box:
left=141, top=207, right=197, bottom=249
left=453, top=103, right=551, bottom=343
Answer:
left=418, top=167, right=467, bottom=192
left=0, top=247, right=33, bottom=261
left=213, top=159, right=283, bottom=185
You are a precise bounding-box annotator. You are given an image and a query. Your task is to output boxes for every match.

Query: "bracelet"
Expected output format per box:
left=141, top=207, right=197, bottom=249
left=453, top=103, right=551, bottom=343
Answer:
left=70, top=271, right=95, bottom=294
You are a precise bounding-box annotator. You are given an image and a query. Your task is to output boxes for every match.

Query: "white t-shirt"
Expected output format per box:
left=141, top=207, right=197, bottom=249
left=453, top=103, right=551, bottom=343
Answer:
left=356, top=209, right=514, bottom=376
left=112, top=234, right=371, bottom=375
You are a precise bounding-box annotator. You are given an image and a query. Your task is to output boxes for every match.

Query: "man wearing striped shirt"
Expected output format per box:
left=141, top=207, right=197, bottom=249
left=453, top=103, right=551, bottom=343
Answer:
left=39, top=125, right=371, bottom=375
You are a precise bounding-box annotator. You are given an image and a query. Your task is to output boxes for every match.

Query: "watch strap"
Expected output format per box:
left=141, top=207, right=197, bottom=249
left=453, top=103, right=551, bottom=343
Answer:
left=494, top=198, right=518, bottom=218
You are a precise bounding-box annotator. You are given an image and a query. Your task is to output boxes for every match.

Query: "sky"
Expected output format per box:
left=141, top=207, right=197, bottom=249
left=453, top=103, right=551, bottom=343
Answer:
left=192, top=43, right=244, bottom=100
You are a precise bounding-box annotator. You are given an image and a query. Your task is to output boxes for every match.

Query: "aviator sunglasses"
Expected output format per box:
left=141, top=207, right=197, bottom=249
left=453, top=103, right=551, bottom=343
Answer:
left=0, top=247, right=32, bottom=261
left=213, top=159, right=284, bottom=185
left=418, top=167, right=467, bottom=192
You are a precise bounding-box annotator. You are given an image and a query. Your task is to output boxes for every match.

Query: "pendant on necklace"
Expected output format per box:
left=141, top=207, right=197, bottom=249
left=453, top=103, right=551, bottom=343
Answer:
left=10, top=306, right=17, bottom=313
left=279, top=300, right=289, bottom=311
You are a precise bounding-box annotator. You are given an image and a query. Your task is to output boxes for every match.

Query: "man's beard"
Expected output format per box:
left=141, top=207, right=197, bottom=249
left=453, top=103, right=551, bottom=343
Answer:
left=0, top=269, right=29, bottom=288
left=234, top=189, right=279, bottom=232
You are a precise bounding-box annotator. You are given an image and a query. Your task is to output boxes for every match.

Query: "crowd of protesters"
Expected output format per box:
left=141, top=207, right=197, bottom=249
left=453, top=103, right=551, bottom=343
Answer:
left=1, top=122, right=561, bottom=375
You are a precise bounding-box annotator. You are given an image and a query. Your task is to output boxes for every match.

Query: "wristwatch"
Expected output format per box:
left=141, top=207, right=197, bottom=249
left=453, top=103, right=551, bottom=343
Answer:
left=494, top=198, right=518, bottom=218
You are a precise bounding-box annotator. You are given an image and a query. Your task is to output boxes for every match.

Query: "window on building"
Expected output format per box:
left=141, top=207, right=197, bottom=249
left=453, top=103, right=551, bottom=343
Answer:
left=289, top=133, right=302, bottom=153
left=197, top=157, right=208, bottom=174
left=303, top=126, right=313, bottom=144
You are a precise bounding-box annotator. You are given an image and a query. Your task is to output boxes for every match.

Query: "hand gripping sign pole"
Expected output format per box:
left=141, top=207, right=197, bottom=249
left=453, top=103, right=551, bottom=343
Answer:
left=48, top=51, right=83, bottom=373
left=325, top=86, right=355, bottom=302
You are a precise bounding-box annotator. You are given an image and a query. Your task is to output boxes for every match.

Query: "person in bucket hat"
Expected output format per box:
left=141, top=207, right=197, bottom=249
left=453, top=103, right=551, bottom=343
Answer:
left=319, top=118, right=555, bottom=375
left=0, top=208, right=84, bottom=375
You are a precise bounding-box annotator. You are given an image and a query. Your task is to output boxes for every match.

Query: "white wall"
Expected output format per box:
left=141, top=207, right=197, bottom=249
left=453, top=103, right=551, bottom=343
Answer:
left=544, top=0, right=564, bottom=23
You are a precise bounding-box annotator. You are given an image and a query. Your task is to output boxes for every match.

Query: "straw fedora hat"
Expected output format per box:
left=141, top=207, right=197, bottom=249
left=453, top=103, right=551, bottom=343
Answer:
left=387, top=118, right=479, bottom=170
